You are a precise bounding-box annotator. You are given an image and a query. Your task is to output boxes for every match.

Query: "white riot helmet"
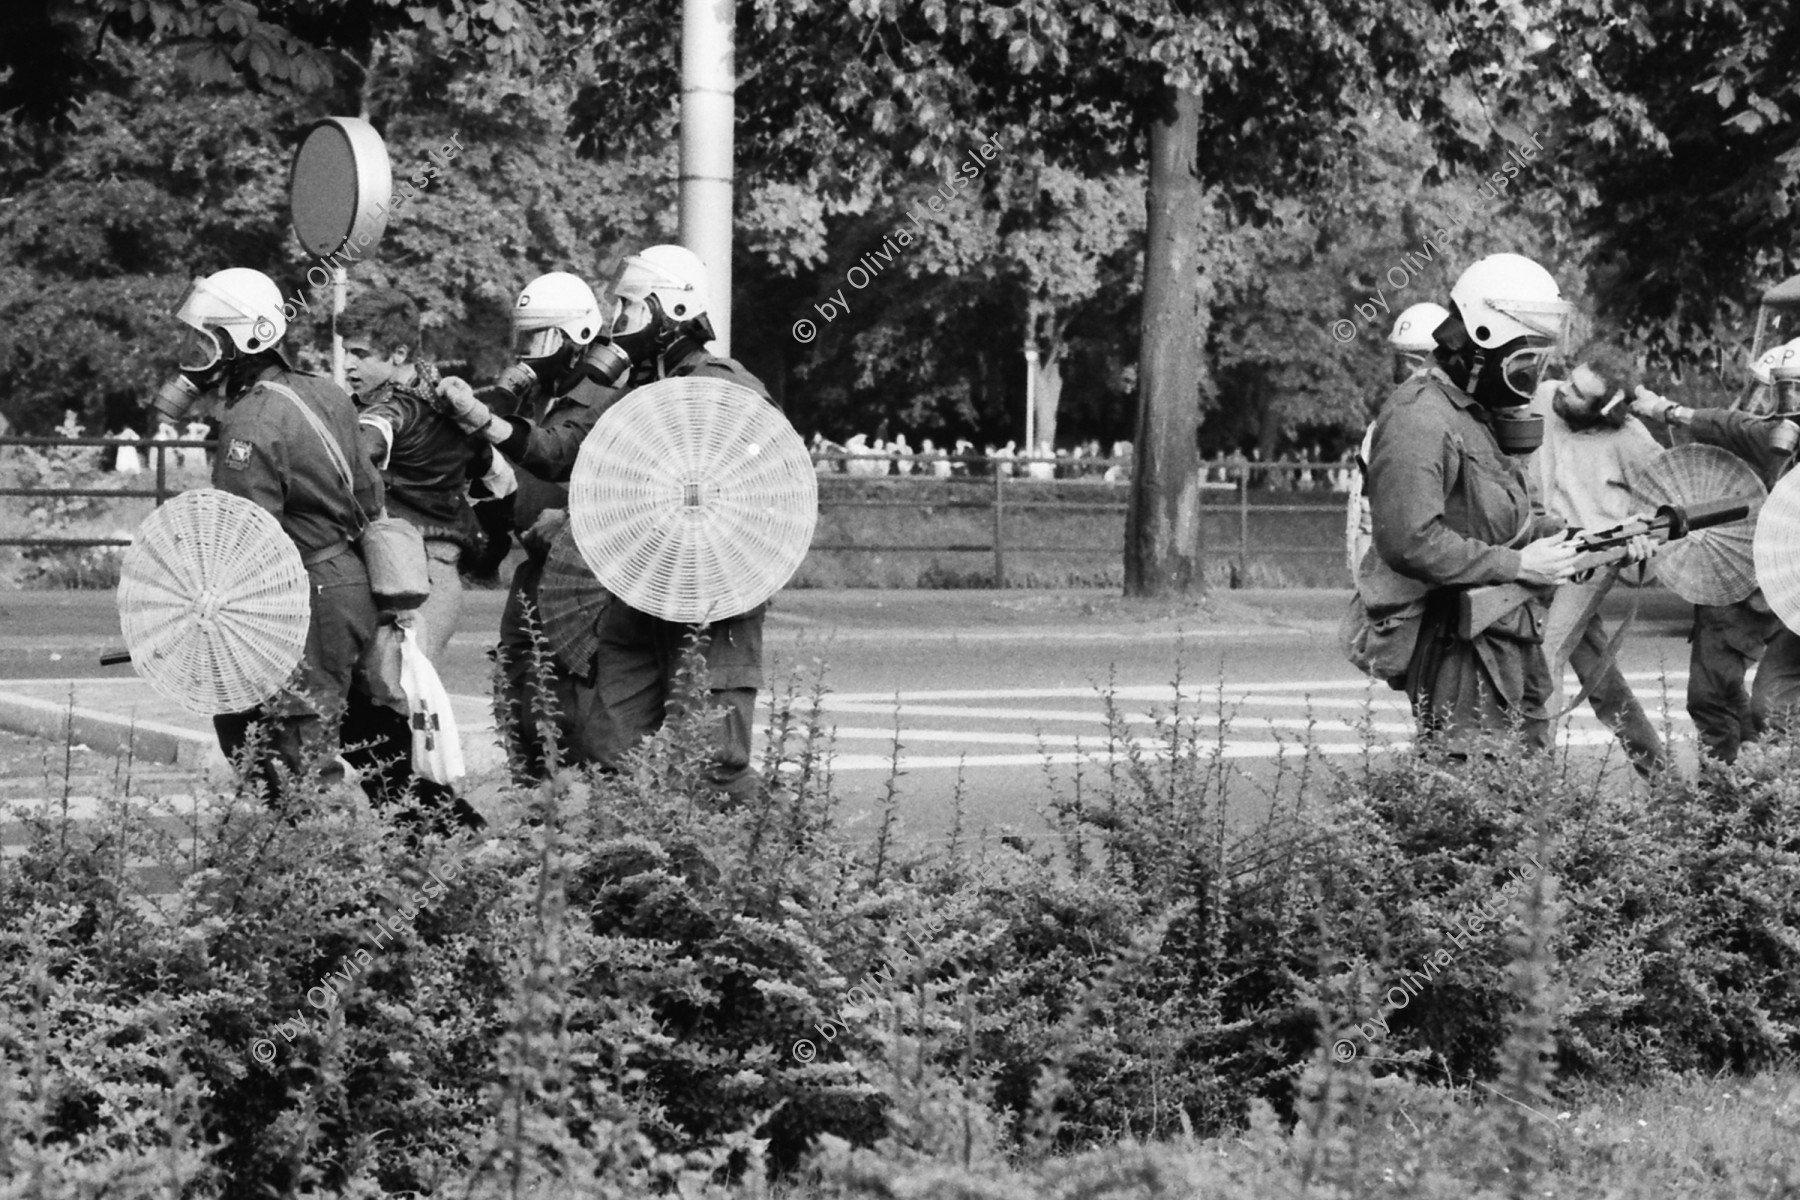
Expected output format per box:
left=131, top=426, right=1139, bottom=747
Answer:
left=1387, top=302, right=1449, bottom=352
left=172, top=268, right=286, bottom=372
left=607, top=244, right=711, bottom=343
left=511, top=271, right=603, bottom=361
left=1450, top=254, right=1573, bottom=350
left=1449, top=253, right=1574, bottom=405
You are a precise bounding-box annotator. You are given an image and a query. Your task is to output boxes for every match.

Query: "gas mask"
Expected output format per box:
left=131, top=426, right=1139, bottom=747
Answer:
left=143, top=322, right=232, bottom=423
left=1776, top=374, right=1800, bottom=418
left=487, top=361, right=542, bottom=409
left=1392, top=351, right=1429, bottom=385
left=507, top=325, right=587, bottom=391
left=599, top=291, right=712, bottom=384
left=1480, top=341, right=1551, bottom=454
left=1432, top=319, right=1549, bottom=454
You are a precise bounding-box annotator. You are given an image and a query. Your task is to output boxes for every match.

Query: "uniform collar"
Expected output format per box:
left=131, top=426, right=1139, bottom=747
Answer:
left=1420, top=365, right=1490, bottom=422
left=629, top=338, right=710, bottom=385
left=220, top=352, right=295, bottom=406
left=252, top=349, right=296, bottom=382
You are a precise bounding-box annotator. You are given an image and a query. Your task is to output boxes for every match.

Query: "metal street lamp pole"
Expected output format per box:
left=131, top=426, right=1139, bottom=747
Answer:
left=680, top=0, right=736, bottom=353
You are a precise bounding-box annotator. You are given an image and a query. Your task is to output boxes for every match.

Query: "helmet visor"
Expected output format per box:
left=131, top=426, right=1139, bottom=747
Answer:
left=512, top=326, right=568, bottom=361
left=608, top=295, right=653, bottom=338
left=1500, top=344, right=1558, bottom=401
left=1489, top=297, right=1574, bottom=353
left=608, top=253, right=701, bottom=324
left=175, top=325, right=224, bottom=372
left=174, top=276, right=259, bottom=328
left=609, top=255, right=680, bottom=302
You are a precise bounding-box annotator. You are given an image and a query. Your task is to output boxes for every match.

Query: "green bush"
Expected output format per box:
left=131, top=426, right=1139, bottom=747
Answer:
left=6, top=659, right=1800, bottom=1197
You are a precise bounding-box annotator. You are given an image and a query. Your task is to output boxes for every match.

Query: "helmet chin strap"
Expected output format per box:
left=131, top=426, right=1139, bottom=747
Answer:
left=220, top=348, right=283, bottom=399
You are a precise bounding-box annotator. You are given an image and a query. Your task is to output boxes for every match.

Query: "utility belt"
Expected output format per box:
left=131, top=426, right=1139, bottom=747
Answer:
left=300, top=539, right=356, bottom=570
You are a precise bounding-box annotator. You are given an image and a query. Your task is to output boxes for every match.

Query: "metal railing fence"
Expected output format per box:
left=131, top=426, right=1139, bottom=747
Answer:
left=810, top=452, right=1348, bottom=585
left=1, top=437, right=1355, bottom=584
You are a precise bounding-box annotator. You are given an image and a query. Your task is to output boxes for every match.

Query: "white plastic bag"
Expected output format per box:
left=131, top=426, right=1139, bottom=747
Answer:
left=398, top=626, right=465, bottom=785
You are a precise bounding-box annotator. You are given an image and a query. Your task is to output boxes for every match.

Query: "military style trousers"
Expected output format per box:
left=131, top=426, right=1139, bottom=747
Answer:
left=1543, top=577, right=1667, bottom=776
left=213, top=548, right=379, bottom=796
left=589, top=602, right=765, bottom=801
left=1405, top=591, right=1552, bottom=755
left=1688, top=600, right=1800, bottom=763
left=497, top=553, right=602, bottom=782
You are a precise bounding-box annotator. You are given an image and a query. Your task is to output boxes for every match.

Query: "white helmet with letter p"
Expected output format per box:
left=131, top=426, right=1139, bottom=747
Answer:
left=1387, top=302, right=1450, bottom=352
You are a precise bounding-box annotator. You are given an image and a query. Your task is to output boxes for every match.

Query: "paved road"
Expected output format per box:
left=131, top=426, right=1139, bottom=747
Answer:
left=0, top=587, right=1705, bottom=842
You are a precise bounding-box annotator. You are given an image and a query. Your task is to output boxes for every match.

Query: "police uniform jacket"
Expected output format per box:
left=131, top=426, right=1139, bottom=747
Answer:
left=1364, top=366, right=1561, bottom=603
left=628, top=343, right=776, bottom=688
left=1684, top=407, right=1790, bottom=488
left=213, top=362, right=384, bottom=560
left=490, top=373, right=623, bottom=546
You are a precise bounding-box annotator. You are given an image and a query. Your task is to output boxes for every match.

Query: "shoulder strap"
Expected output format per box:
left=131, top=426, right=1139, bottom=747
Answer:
left=257, top=379, right=372, bottom=528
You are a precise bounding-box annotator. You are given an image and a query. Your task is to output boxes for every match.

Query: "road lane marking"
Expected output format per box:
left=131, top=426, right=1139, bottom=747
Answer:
left=827, top=673, right=1693, bottom=705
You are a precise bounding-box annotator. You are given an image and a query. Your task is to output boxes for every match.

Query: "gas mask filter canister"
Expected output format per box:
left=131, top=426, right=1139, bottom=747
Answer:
left=578, top=341, right=632, bottom=388
left=146, top=374, right=204, bottom=424
left=1491, top=408, right=1546, bottom=456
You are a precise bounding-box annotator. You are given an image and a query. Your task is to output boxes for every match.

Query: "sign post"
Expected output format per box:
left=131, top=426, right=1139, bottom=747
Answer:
left=289, top=117, right=393, bottom=385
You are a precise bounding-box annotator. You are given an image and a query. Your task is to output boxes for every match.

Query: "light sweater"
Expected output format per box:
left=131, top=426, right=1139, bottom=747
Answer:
left=1528, top=382, right=1662, bottom=530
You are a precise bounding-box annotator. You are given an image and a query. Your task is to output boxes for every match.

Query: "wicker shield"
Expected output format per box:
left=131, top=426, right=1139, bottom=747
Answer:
left=116, top=489, right=312, bottom=715
left=540, top=522, right=610, bottom=672
left=567, top=376, right=817, bottom=623
left=1754, top=469, right=1800, bottom=632
left=1628, top=444, right=1765, bottom=606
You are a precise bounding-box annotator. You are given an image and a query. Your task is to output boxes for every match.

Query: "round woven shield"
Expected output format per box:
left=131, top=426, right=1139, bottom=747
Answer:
left=116, top=489, right=311, bottom=715
left=1628, top=444, right=1765, bottom=605
left=568, top=376, right=817, bottom=623
left=1755, top=470, right=1800, bottom=632
left=540, top=522, right=610, bottom=672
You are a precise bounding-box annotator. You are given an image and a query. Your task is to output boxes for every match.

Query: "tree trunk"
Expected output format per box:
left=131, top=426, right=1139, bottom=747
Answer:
left=1032, top=349, right=1064, bottom=453
left=1124, top=85, right=1206, bottom=597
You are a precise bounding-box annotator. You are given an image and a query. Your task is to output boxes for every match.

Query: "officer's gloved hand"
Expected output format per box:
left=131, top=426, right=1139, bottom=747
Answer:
left=521, top=507, right=569, bottom=555
left=436, top=375, right=497, bottom=436
left=1630, top=385, right=1678, bottom=424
